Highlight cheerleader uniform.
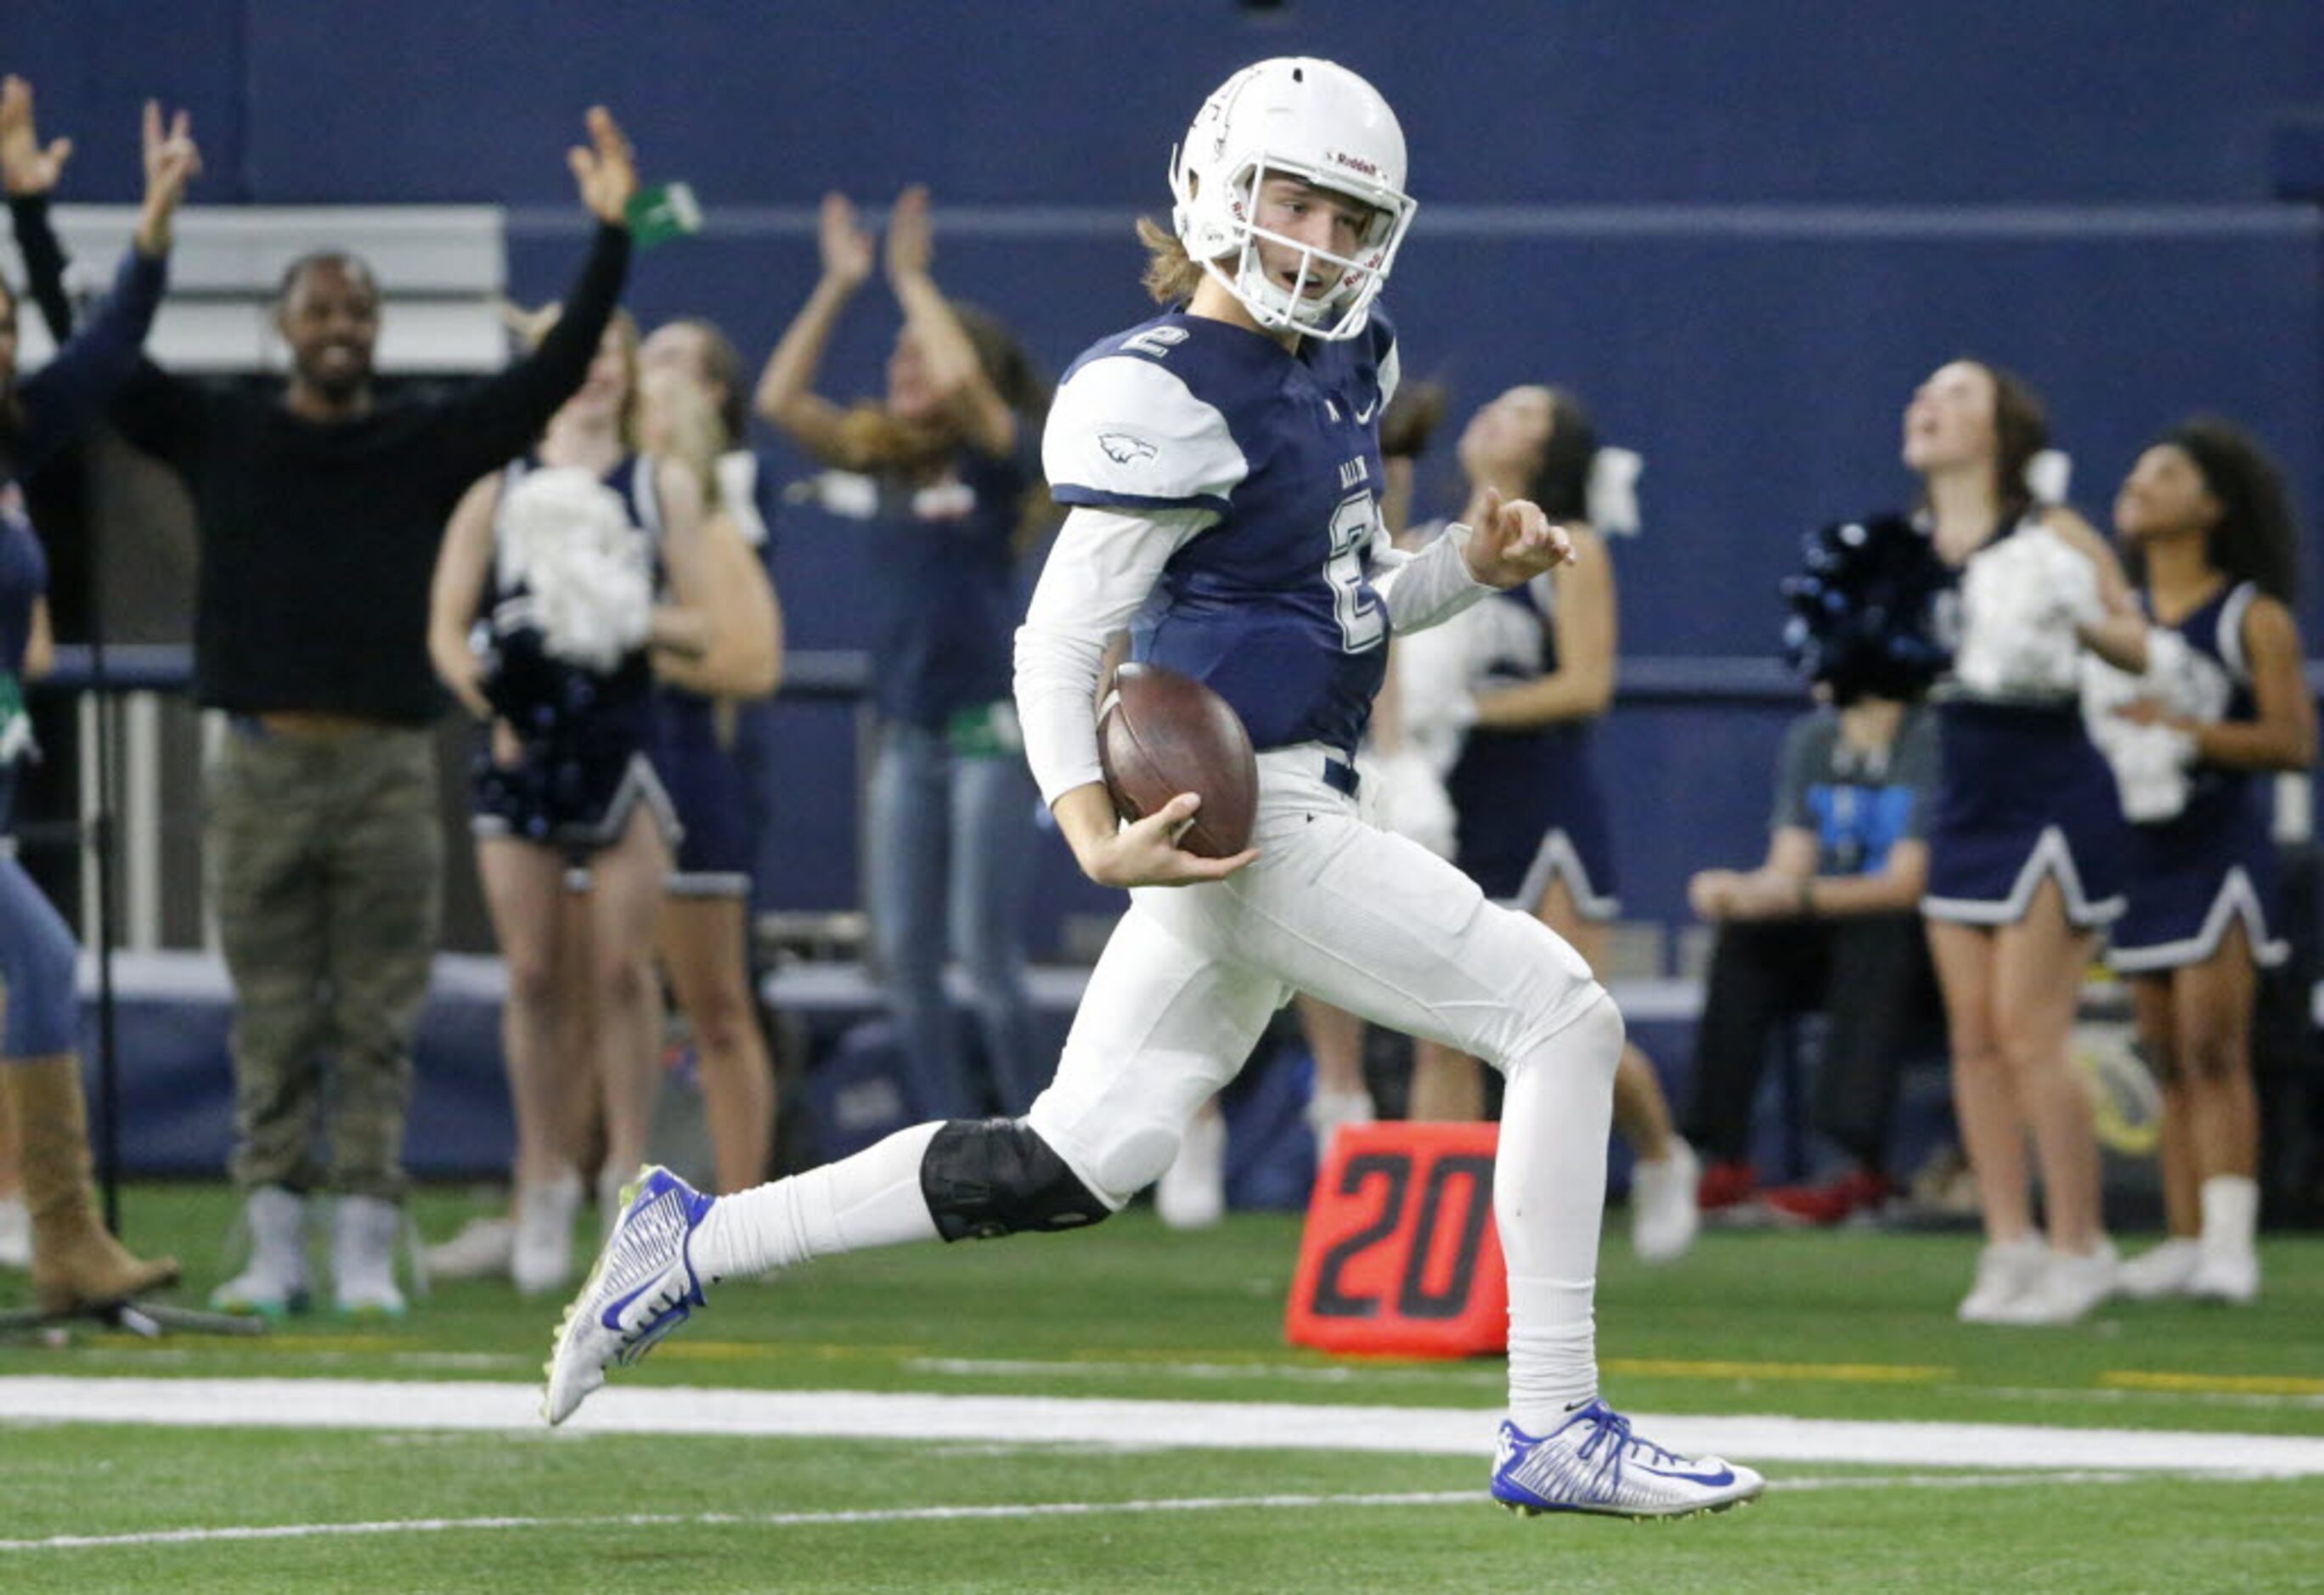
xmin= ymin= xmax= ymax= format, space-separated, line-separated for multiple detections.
xmin=1444 ymin=573 xmax=1621 ymax=918
xmin=471 ymin=454 xmax=679 ymax=855
xmin=649 ymin=448 xmax=781 ymax=899
xmin=2108 ymin=582 xmax=2286 ymax=972
xmin=1922 ymin=517 xmax=2129 ymax=928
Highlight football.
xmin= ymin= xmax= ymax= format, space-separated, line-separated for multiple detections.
xmin=1097 ymin=662 xmax=1260 ymax=859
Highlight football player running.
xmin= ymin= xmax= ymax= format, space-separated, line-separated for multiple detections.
xmin=544 ymin=57 xmax=1763 ymax=1519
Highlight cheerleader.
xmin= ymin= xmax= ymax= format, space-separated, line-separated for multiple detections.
xmin=1910 ymin=360 xmax=2147 ymax=1325
xmin=1391 ymin=387 xmax=1697 ymax=1260
xmin=2095 ymin=421 xmax=2312 ymax=1305
xmin=427 ymin=311 xmax=717 ymax=1293
xmin=639 ymin=318 xmax=783 ymax=1192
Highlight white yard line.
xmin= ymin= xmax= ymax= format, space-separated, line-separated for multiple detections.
xmin=0 ymin=1472 xmax=2287 ymax=1555
xmin=4 ymin=1376 xmax=2324 ymax=1478
xmin=0 ymin=1492 xmax=1475 ymax=1552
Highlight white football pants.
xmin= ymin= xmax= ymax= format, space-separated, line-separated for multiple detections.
xmin=1026 ymin=745 xmax=1610 ymax=1205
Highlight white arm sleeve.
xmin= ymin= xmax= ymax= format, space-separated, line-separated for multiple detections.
xmin=1013 ymin=504 xmax=1215 ymax=807
xmin=1377 ymin=521 xmax=1497 ymax=634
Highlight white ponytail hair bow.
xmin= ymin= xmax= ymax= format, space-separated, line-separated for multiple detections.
xmin=1587 ymin=446 xmax=1644 ymax=537
xmin=2023 ymin=448 xmax=2073 ymax=508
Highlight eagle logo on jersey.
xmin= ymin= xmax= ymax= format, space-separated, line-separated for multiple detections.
xmin=1098 ymin=431 xmax=1160 ymax=466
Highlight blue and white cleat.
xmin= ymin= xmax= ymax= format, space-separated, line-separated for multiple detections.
xmin=542 ymin=1165 xmax=714 ymax=1426
xmin=1491 ymin=1401 xmax=1764 ymax=1519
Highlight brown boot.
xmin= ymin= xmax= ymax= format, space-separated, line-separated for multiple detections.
xmin=4 ymin=1056 xmax=180 ymax=1313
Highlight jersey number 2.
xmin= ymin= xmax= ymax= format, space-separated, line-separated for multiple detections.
xmin=1326 ymin=491 xmax=1387 ymax=652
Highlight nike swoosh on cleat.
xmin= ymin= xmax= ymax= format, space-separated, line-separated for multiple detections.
xmin=598 ymin=1278 xmax=664 ymax=1332
xmin=1634 ymin=1464 xmax=1737 ymax=1488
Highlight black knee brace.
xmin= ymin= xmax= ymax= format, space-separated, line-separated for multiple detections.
xmin=919 ymin=1118 xmax=1111 ymax=1242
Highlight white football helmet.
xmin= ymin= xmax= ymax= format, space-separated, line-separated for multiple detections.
xmin=1169 ymin=58 xmax=1417 ymax=341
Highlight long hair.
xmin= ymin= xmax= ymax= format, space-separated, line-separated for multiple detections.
xmin=834 ymin=300 xmax=1050 ymax=488
xmin=1973 ymin=359 xmax=2050 ymax=529
xmin=948 ymin=302 xmax=1056 ymax=554
xmin=1527 ymin=389 xmax=1599 ymax=524
xmin=2151 ymin=417 xmax=2302 ymax=603
xmin=662 ymin=316 xmax=747 ymax=445
xmin=1136 ymin=215 xmax=1206 ymax=306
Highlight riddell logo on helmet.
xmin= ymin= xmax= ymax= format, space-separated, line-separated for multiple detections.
xmin=1327 ymin=150 xmax=1380 ymax=178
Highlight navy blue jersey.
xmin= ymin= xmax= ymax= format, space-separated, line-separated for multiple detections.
xmin=1046 ymin=309 xmax=1400 ymax=756
xmin=802 ymin=432 xmax=1033 ymax=730
xmin=2113 ymin=581 xmax=2284 ymax=967
xmin=2146 ymin=580 xmax=2263 ymax=833
xmin=1436 ymin=570 xmax=1617 ymax=907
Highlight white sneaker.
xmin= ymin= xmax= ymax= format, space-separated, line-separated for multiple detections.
xmin=210 ymin=1186 xmax=313 ymax=1318
xmin=513 ymin=1174 xmax=584 ymax=1298
xmin=1306 ymin=1088 xmax=1374 ymax=1163
xmin=543 ymin=1166 xmax=714 ymax=1426
xmin=333 ymin=1195 xmax=409 ymax=1317
xmin=1155 ymin=1109 xmax=1227 ymax=1231
xmin=1630 ymin=1141 xmax=1701 ymax=1264
xmin=424 ymin=1214 xmax=516 ymax=1282
xmin=1991 ymin=1241 xmax=2118 ymax=1326
xmin=2190 ymin=1175 xmax=2260 ymax=1305
xmin=2116 ymin=1237 xmax=2201 ymax=1300
xmin=1956 ymin=1236 xmax=2047 ymax=1322
xmin=1491 ymin=1401 xmax=1764 ymax=1518
xmin=0 ymin=1196 xmax=29 ymax=1270
xmin=2186 ymin=1246 xmax=2259 ymax=1305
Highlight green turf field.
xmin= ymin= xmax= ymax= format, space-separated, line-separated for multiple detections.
xmin=2 ymin=1184 xmax=2320 ymax=1592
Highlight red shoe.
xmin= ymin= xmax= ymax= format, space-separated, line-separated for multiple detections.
xmin=1760 ymin=1168 xmax=1892 ymax=1226
xmin=1695 ymin=1158 xmax=1757 ymax=1213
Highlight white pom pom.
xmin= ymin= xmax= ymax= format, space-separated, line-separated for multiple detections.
xmin=497 ymin=466 xmax=652 ymax=674
xmin=2023 ymin=448 xmax=2073 ymax=508
xmin=1956 ymin=527 xmax=2098 ymax=698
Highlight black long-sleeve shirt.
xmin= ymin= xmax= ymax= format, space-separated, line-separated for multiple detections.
xmin=0 ymin=234 xmax=169 ymax=680
xmin=100 ymin=222 xmax=632 ymax=723
xmin=7 ymin=194 xmax=77 ymax=348
xmin=7 ymin=241 xmax=168 ymax=480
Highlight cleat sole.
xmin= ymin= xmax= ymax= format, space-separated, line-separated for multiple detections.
xmin=1493 ymin=1489 xmax=1763 ymax=1521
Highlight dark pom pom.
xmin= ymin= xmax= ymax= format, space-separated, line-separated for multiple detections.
xmin=1780 ymin=514 xmax=1952 ymax=704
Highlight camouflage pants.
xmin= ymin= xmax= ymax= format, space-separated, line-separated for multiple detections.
xmin=206 ymin=724 xmax=443 ymax=1201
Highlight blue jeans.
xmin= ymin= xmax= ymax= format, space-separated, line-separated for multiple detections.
xmin=866 ymin=719 xmax=1041 ymax=1118
xmin=0 ymin=763 xmax=80 ymax=1058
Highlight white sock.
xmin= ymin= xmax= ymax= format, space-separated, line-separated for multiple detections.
xmin=691 ymin=1123 xmax=944 ymax=1282
xmin=1497 ymin=996 xmax=1622 ymax=1434
xmin=2198 ymin=1175 xmax=2259 ymax=1258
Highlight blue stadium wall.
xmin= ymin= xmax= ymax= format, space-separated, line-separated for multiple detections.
xmin=19 ymin=2 xmax=2324 ymax=951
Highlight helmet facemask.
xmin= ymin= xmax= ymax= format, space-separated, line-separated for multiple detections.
xmin=1168 ymin=58 xmax=1417 ymax=343
xmin=1182 ymin=155 xmax=1413 ymax=341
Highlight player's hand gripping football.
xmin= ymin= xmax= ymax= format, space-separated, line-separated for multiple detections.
xmin=1458 ymin=487 xmax=1577 ymax=589
xmin=1055 ymin=784 xmax=1259 ymax=890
